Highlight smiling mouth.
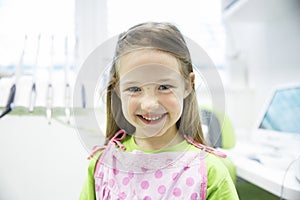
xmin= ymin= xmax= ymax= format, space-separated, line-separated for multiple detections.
xmin=137 ymin=114 xmax=166 ymax=124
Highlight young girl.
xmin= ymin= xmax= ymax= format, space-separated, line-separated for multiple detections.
xmin=80 ymin=22 xmax=239 ymax=200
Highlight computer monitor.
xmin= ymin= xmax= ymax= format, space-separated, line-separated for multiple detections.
xmin=258 ymin=85 xmax=300 ymax=134
xmin=250 ymin=83 xmax=300 ymax=172
xmin=254 ymin=83 xmax=300 ymax=151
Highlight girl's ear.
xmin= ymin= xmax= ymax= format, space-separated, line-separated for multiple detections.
xmin=184 ymin=72 xmax=195 ymax=98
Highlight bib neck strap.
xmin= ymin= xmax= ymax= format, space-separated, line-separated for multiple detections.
xmin=184 ymin=135 xmax=227 ymax=158
xmin=110 ymin=129 xmax=127 ymax=151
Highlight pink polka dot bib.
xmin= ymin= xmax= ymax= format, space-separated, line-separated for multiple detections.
xmin=92 ymin=130 xmax=225 ymax=200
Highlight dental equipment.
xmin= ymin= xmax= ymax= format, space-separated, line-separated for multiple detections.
xmin=0 ymin=84 xmax=16 ymax=118
xmin=64 ymin=36 xmax=71 ymax=123
xmin=81 ymin=84 xmax=86 ymax=108
xmin=0 ymin=35 xmax=27 ymax=118
xmin=46 ymin=83 xmax=53 ymax=124
xmin=46 ymin=35 xmax=54 ymax=124
xmin=29 ymin=34 xmax=41 ymax=112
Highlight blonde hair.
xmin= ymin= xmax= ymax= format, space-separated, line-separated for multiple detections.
xmin=105 ymin=22 xmax=205 ymax=145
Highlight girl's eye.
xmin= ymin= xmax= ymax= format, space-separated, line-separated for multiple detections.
xmin=127 ymin=86 xmax=141 ymax=93
xmin=158 ymin=85 xmax=172 ymax=90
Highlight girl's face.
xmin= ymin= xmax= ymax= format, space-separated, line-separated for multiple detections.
xmin=117 ymin=50 xmax=192 ymax=139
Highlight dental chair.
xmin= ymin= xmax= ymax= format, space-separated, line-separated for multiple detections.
xmin=200 ymin=106 xmax=237 ymax=184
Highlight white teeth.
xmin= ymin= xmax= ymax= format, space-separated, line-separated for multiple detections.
xmin=141 ymin=114 xmax=163 ymax=121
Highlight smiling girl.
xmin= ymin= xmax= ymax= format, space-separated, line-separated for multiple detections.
xmin=80 ymin=22 xmax=239 ymax=200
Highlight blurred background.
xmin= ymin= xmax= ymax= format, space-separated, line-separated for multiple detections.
xmin=0 ymin=0 xmax=299 ymax=199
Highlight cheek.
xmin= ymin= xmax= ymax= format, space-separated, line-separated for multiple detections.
xmin=160 ymin=94 xmax=184 ymax=114
xmin=121 ymin=95 xmax=139 ymax=115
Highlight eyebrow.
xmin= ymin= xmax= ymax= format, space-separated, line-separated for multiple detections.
xmin=121 ymin=79 xmax=177 ymax=85
xmin=121 ymin=81 xmax=141 ymax=85
xmin=157 ymin=79 xmax=175 ymax=82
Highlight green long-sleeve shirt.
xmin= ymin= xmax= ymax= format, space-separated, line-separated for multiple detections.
xmin=79 ymin=135 xmax=239 ymax=199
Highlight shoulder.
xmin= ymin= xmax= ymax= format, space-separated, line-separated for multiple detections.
xmin=88 ymin=151 xmax=102 ymax=171
xmin=206 ymin=153 xmax=229 ymax=178
xmin=83 ymin=147 xmax=106 ymax=182
xmin=79 ymin=150 xmax=103 ymax=200
xmin=205 ymin=153 xmax=239 ymax=200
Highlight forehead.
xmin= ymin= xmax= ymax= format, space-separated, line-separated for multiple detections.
xmin=118 ymin=50 xmax=183 ymax=83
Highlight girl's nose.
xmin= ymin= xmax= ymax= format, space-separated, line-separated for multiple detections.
xmin=140 ymin=94 xmax=159 ymax=112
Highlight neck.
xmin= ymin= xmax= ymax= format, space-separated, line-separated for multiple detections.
xmin=134 ymin=128 xmax=184 ymax=150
